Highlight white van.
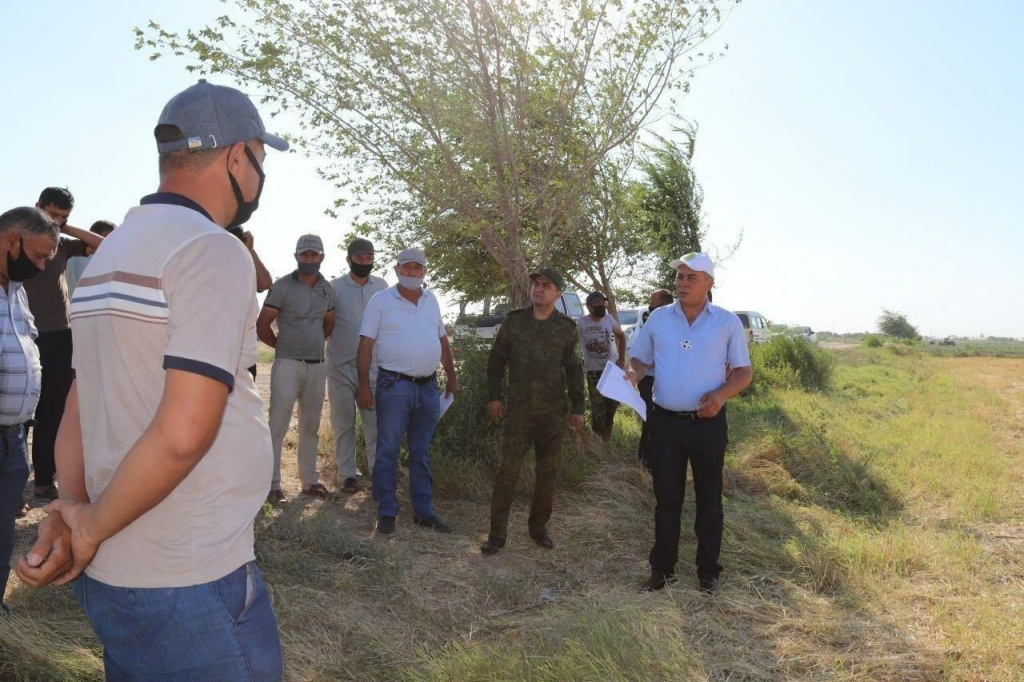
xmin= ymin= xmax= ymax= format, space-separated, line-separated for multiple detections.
xmin=733 ymin=310 xmax=772 ymax=345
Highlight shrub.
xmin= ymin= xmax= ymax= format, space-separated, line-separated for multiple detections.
xmin=862 ymin=335 xmax=884 ymax=348
xmin=750 ymin=336 xmax=834 ymax=392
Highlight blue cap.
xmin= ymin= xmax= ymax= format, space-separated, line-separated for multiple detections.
xmin=155 ymin=79 xmax=289 ymax=153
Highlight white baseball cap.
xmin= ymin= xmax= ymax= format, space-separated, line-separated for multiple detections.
xmin=669 ymin=252 xmax=715 ymax=278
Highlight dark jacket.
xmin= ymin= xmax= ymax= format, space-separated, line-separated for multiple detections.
xmin=487 ymin=306 xmax=585 ymax=416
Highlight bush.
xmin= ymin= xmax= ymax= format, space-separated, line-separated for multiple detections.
xmin=750 ymin=336 xmax=834 ymax=392
xmin=434 ymin=340 xmax=504 ymax=465
xmin=863 ymin=335 xmax=884 ymax=348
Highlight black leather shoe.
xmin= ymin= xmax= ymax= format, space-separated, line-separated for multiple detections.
xmin=480 ymin=536 xmax=506 ymax=555
xmin=376 ymin=515 xmax=396 ymax=535
xmin=641 ymin=570 xmax=676 ymax=592
xmin=341 ymin=477 xmax=359 ymax=494
xmin=413 ymin=514 xmax=452 ymax=533
xmin=266 ymin=489 xmax=287 ymax=505
xmin=531 ymin=531 xmax=555 ymax=550
xmin=699 ymin=575 xmax=720 ymax=594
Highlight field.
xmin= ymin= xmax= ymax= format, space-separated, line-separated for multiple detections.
xmin=3 ymin=347 xmax=1024 ymax=680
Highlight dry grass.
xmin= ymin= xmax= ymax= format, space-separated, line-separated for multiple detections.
xmin=4 ymin=352 xmax=1024 ymax=680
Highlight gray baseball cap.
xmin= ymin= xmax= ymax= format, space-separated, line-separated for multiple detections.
xmin=397 ymin=247 xmax=426 ymax=265
xmin=347 ymin=237 xmax=375 ymax=256
xmin=295 ymin=234 xmax=324 ymax=253
xmin=155 ymin=79 xmax=289 ymax=153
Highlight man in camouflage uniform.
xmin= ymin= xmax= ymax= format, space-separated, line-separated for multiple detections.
xmin=480 ymin=268 xmax=586 ymax=555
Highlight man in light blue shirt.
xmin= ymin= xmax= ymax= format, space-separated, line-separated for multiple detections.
xmin=627 ymin=252 xmax=752 ymax=594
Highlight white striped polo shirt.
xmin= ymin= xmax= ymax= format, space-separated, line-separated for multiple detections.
xmin=69 ymin=194 xmax=272 ymax=588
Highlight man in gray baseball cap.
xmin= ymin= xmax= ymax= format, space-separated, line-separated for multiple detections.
xmin=17 ymin=80 xmax=286 ymax=678
xmin=258 ymin=233 xmax=336 ymax=503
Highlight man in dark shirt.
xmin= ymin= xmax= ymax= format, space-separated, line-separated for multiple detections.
xmin=481 ymin=268 xmax=585 ymax=555
xmin=25 ymin=187 xmax=104 ymax=500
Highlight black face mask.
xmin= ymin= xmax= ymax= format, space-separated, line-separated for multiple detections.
xmin=227 ymin=146 xmax=265 ymax=228
xmin=6 ymin=240 xmax=42 ymax=282
xmin=350 ymin=262 xmax=374 ymax=278
xmin=591 ymin=306 xmax=607 ymax=318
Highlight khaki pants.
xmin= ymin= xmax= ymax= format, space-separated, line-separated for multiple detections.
xmin=327 ymin=362 xmax=377 ymax=479
xmin=269 ymin=358 xmax=328 ymax=489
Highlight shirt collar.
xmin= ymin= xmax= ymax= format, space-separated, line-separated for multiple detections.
xmin=671 ymin=298 xmax=714 ymax=318
xmin=140 ymin=193 xmax=214 ymax=222
xmin=291 ymin=270 xmax=326 ymax=285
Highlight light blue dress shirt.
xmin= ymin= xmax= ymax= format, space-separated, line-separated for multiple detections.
xmin=629 ymin=300 xmax=750 ymax=412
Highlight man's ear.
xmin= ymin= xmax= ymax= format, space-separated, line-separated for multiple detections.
xmin=225 ymin=142 xmax=247 ymax=172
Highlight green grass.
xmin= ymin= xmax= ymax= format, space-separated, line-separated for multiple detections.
xmin=5 ymin=348 xmax=1024 ymax=680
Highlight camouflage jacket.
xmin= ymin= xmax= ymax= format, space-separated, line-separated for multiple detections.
xmin=487 ymin=306 xmax=586 ymax=416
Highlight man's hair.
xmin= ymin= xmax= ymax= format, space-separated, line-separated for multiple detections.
xmin=155 ymin=125 xmax=224 ymax=176
xmin=89 ymin=220 xmax=116 ymax=236
xmin=651 ymin=289 xmax=673 ymax=306
xmin=37 ymin=187 xmax=74 ymax=210
xmin=0 ymin=206 xmax=61 ymax=241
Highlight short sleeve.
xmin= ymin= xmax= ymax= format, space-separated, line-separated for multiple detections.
xmin=727 ymin=316 xmax=752 ymax=368
xmin=60 ymin=237 xmax=88 ymax=259
xmin=611 ymin=317 xmax=622 ymax=333
xmin=359 ymin=293 xmax=383 ymax=339
xmin=262 ymin=278 xmax=287 ymax=310
xmin=630 ymin=316 xmax=655 ymax=366
xmin=435 ymin=298 xmax=446 ymax=338
xmin=161 ymin=234 xmax=256 ymax=390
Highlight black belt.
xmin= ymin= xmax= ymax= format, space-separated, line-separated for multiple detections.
xmin=0 ymin=422 xmax=25 ymax=434
xmin=652 ymin=404 xmax=702 ymax=421
xmin=293 ymin=359 xmax=323 ymax=364
xmin=380 ymin=368 xmax=436 ymax=385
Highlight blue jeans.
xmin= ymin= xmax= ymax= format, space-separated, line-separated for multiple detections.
xmin=0 ymin=425 xmax=30 ymax=613
xmin=373 ymin=372 xmax=440 ymax=518
xmin=72 ymin=562 xmax=283 ymax=681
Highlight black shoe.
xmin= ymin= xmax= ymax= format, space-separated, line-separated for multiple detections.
xmin=341 ymin=477 xmax=359 ymax=494
xmin=16 ymin=500 xmax=28 ymax=519
xmin=480 ymin=536 xmax=506 ymax=555
xmin=34 ymin=484 xmax=59 ymax=501
xmin=531 ymin=531 xmax=555 ymax=550
xmin=641 ymin=570 xmax=676 ymax=592
xmin=266 ymin=489 xmax=287 ymax=505
xmin=413 ymin=514 xmax=452 ymax=533
xmin=699 ymin=575 xmax=719 ymax=594
xmin=376 ymin=515 xmax=396 ymax=535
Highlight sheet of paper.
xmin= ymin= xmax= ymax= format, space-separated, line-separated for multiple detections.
xmin=439 ymin=392 xmax=455 ymax=419
xmin=596 ymin=361 xmax=647 ymax=422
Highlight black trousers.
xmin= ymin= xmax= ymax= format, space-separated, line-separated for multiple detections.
xmin=32 ymin=329 xmax=74 ymax=488
xmin=648 ymin=406 xmax=728 ymax=578
xmin=637 ymin=376 xmax=655 ymax=470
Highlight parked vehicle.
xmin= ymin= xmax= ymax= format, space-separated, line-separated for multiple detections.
xmin=733 ymin=310 xmax=773 ymax=344
xmin=618 ymin=307 xmax=648 ymax=350
xmin=939 ymin=336 xmax=956 ymax=346
xmin=792 ymin=326 xmax=818 ymax=344
xmin=457 ymin=291 xmax=585 ymax=340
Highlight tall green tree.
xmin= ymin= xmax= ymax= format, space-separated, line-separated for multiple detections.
xmin=137 ymin=0 xmax=732 ymax=305
xmin=638 ymin=127 xmax=705 ymax=290
xmin=878 ymin=310 xmax=920 ymax=340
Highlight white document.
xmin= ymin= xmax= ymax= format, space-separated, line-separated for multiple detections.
xmin=439 ymin=392 xmax=455 ymax=419
xmin=596 ymin=361 xmax=647 ymax=422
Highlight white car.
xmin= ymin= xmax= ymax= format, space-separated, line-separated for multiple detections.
xmin=792 ymin=326 xmax=818 ymax=344
xmin=470 ymin=291 xmax=585 ymax=340
xmin=618 ymin=307 xmax=648 ymax=351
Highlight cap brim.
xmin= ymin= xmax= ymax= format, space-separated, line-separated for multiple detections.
xmin=259 ymin=132 xmax=289 ymax=152
xmin=668 ymin=259 xmax=683 ymax=270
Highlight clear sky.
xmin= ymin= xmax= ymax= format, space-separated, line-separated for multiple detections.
xmin=2 ymin=0 xmax=1021 ymax=337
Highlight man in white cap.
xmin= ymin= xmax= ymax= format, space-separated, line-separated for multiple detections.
xmin=258 ymin=233 xmax=336 ymax=503
xmin=328 ymin=237 xmax=387 ymax=494
xmin=626 ymin=252 xmax=752 ymax=594
xmin=18 ymin=79 xmax=286 ymax=678
xmin=356 ymin=247 xmax=458 ymax=535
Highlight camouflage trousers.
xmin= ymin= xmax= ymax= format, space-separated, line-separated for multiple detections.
xmin=489 ymin=412 xmax=566 ymax=540
xmin=586 ymin=370 xmax=619 ymax=431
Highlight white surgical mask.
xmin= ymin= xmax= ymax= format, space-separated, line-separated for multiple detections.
xmin=398 ymin=275 xmax=424 ymax=290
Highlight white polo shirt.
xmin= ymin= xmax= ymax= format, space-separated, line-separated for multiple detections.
xmin=359 ymin=285 xmax=446 ymax=377
xmin=629 ymin=300 xmax=750 ymax=412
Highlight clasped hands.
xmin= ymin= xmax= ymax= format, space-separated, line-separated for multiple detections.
xmin=16 ymin=500 xmax=102 ymax=589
